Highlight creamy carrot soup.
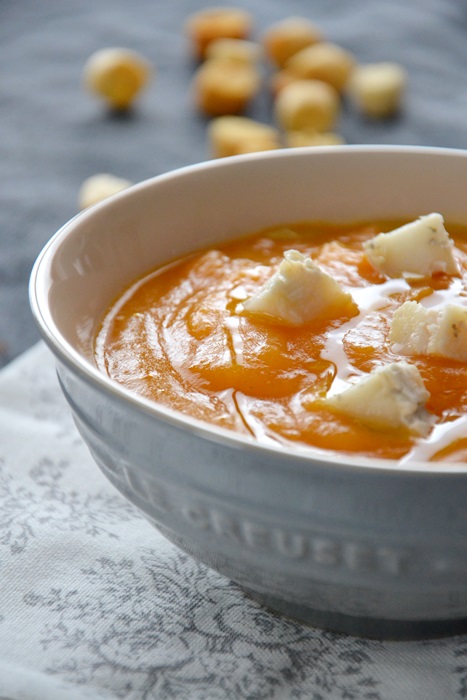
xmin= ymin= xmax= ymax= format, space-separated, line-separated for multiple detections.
xmin=95 ymin=217 xmax=467 ymax=463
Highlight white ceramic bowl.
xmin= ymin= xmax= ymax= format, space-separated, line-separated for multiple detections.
xmin=30 ymin=146 xmax=467 ymax=639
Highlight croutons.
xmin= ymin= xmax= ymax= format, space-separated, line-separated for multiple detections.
xmin=185 ymin=7 xmax=253 ymax=60
xmin=275 ymin=79 xmax=340 ymax=132
xmin=208 ymin=116 xmax=281 ymax=157
xmin=347 ymin=62 xmax=407 ymax=118
xmin=184 ymin=12 xmax=409 ymax=154
xmin=285 ymin=129 xmax=344 ymax=148
xmin=83 ymin=48 xmax=151 ymax=111
xmin=205 ymin=38 xmax=262 ymax=65
xmin=285 ymin=42 xmax=355 ymax=93
xmin=192 ymin=58 xmax=261 ymax=115
xmin=78 ymin=174 xmax=132 ymax=210
xmin=261 ymin=16 xmax=323 ymax=68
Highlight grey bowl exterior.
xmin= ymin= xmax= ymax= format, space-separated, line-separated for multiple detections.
xmin=30 ymin=147 xmax=467 ymax=638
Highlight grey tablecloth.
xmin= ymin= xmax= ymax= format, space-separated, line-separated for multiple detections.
xmin=2 ymin=1 xmax=467 ymax=698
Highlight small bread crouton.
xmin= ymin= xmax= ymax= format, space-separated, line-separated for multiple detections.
xmin=262 ymin=17 xmax=323 ymax=68
xmin=208 ymin=116 xmax=280 ymax=157
xmin=275 ymin=79 xmax=340 ymax=132
xmin=285 ymin=42 xmax=355 ymax=93
xmin=285 ymin=129 xmax=344 ymax=148
xmin=205 ymin=38 xmax=262 ymax=65
xmin=193 ymin=59 xmax=261 ymax=115
xmin=78 ymin=174 xmax=132 ymax=210
xmin=83 ymin=48 xmax=151 ymax=111
xmin=185 ymin=7 xmax=253 ymax=60
xmin=347 ymin=62 xmax=407 ymax=118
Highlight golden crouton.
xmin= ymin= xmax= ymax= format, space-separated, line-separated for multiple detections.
xmin=78 ymin=174 xmax=132 ymax=210
xmin=347 ymin=62 xmax=407 ymax=118
xmin=193 ymin=58 xmax=261 ymax=116
xmin=286 ymin=42 xmax=355 ymax=92
xmin=262 ymin=17 xmax=323 ymax=68
xmin=275 ymin=79 xmax=340 ymax=132
xmin=285 ymin=129 xmax=344 ymax=148
xmin=185 ymin=7 xmax=253 ymax=60
xmin=83 ymin=48 xmax=151 ymax=110
xmin=208 ymin=115 xmax=281 ymax=157
xmin=205 ymin=38 xmax=262 ymax=65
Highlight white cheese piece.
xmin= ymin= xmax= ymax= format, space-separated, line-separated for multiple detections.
xmin=363 ymin=213 xmax=460 ymax=278
xmin=324 ymin=361 xmax=433 ymax=435
xmin=241 ymin=249 xmax=357 ymax=325
xmin=390 ymin=300 xmax=467 ymax=362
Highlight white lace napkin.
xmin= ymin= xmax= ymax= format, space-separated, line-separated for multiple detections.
xmin=0 ymin=342 xmax=464 ymax=700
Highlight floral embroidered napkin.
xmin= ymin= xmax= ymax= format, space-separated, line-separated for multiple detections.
xmin=0 ymin=342 xmax=465 ymax=699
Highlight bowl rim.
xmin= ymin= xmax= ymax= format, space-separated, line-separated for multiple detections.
xmin=29 ymin=144 xmax=467 ymax=477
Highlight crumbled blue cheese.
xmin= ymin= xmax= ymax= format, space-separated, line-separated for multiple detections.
xmin=390 ymin=300 xmax=467 ymax=362
xmin=323 ymin=361 xmax=433 ymax=435
xmin=241 ymin=249 xmax=356 ymax=325
xmin=363 ymin=213 xmax=460 ymax=278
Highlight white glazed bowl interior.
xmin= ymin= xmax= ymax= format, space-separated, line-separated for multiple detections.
xmin=30 ymin=147 xmax=467 ymax=638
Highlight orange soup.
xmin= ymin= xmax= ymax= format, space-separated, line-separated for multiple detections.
xmin=95 ymin=220 xmax=467 ymax=462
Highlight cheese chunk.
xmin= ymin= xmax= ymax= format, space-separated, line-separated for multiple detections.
xmin=363 ymin=213 xmax=460 ymax=278
xmin=324 ymin=361 xmax=433 ymax=435
xmin=242 ymin=249 xmax=357 ymax=325
xmin=390 ymin=300 xmax=467 ymax=362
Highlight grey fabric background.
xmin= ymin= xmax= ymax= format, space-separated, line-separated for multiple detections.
xmin=1 ymin=0 xmax=467 ymax=368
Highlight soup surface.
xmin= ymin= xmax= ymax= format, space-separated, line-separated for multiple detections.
xmin=96 ymin=220 xmax=467 ymax=462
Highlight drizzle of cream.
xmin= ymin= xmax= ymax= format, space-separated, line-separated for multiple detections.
xmin=233 ymin=391 xmax=285 ymax=446
xmin=224 ymin=315 xmax=244 ymax=366
xmin=216 ymin=388 xmax=252 ymax=435
xmin=321 ymin=276 xmax=467 ymax=461
xmin=399 ymin=416 xmax=467 ymax=464
xmin=417 ymin=277 xmax=466 ymax=308
xmin=322 ymin=278 xmax=409 ymax=395
xmin=219 ymin=272 xmax=467 ymax=461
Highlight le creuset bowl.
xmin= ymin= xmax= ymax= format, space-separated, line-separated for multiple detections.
xmin=30 ymin=146 xmax=467 ymax=639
